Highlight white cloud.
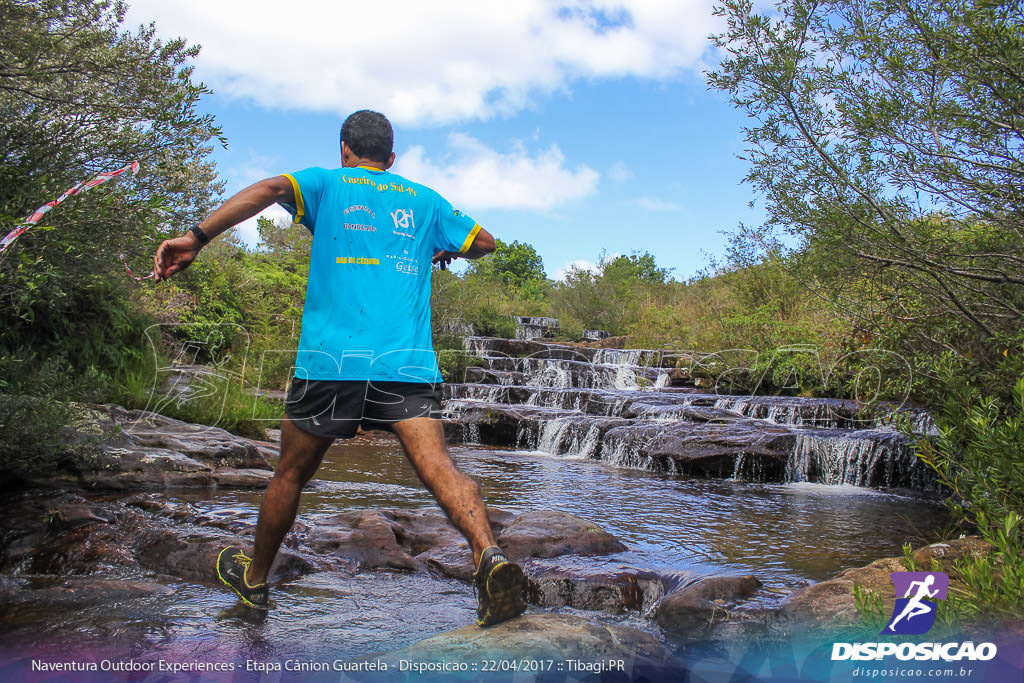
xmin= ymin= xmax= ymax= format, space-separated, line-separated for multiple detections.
xmin=554 ymin=258 xmax=600 ymax=281
xmin=608 ymin=160 xmax=633 ymax=183
xmin=394 ymin=133 xmax=599 ymax=211
xmin=233 ymin=204 xmax=294 ymax=246
xmin=225 ymin=149 xmax=280 ymax=191
xmin=124 ymin=1 xmax=722 ymax=125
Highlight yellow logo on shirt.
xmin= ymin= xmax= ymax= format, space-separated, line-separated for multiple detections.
xmin=336 ymin=256 xmax=381 ymax=265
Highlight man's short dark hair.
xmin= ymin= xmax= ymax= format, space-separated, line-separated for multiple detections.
xmin=340 ymin=110 xmax=393 ymax=163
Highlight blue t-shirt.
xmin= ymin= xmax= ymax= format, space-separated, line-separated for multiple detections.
xmin=280 ymin=166 xmax=481 ymax=383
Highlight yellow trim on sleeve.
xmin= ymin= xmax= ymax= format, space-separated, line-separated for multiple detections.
xmin=458 ymin=224 xmax=482 ymax=255
xmin=281 ymin=173 xmax=305 ymax=225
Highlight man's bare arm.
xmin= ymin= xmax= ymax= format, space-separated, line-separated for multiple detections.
xmin=432 ymin=227 xmax=496 ymax=270
xmin=153 ymin=176 xmax=295 ymax=282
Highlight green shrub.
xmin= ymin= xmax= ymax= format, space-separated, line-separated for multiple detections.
xmin=913 ymin=348 xmax=1024 ymax=624
xmin=0 ymin=357 xmax=80 ymax=484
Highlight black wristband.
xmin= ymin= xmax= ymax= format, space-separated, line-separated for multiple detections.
xmin=189 ymin=225 xmax=210 ymax=246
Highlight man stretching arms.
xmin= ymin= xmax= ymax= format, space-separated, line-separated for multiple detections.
xmin=152 ymin=110 xmax=526 ymax=627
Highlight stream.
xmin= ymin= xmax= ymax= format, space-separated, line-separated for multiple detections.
xmin=0 ymin=336 xmax=952 ymax=673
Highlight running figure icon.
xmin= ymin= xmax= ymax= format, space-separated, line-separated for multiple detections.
xmin=886 ymin=574 xmax=939 ymax=633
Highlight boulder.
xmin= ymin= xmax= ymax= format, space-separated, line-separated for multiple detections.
xmin=0 ymin=578 xmax=173 ymax=607
xmin=54 ymin=404 xmax=274 ymax=490
xmin=308 ymin=509 xmax=430 ymax=573
xmin=496 ymin=510 xmax=627 ymax=560
xmin=361 ymin=613 xmax=680 ymax=677
xmin=124 ymin=494 xmax=258 ymax=535
xmin=0 ymin=493 xmax=136 ymax=574
xmin=601 ymin=422 xmax=795 ymax=480
xmin=779 ymin=537 xmax=993 ymax=627
xmin=522 ymin=558 xmax=667 ymax=613
xmin=653 ymin=575 xmax=762 ymax=634
xmin=306 ymin=507 xmax=624 ymax=582
xmin=134 ymin=532 xmax=313 ymax=584
xmin=47 ymin=503 xmax=118 ymax=532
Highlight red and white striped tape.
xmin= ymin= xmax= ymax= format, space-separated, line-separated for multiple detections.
xmin=118 ymin=250 xmax=154 ymax=280
xmin=1 ymin=161 xmax=141 ymax=257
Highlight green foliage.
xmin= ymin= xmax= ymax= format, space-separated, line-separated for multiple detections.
xmin=431 ymin=267 xmax=519 ymax=344
xmin=917 ymin=350 xmax=1024 ymax=527
xmin=2 ymin=276 xmax=154 ymax=388
xmin=710 ymin=0 xmax=1024 ymax=625
xmin=708 ymin=0 xmax=1024 ymax=360
xmin=851 ymin=582 xmax=888 ymax=633
xmin=0 ymin=0 xmax=224 ymax=447
xmin=133 ymin=217 xmax=310 ymax=390
xmin=910 ymin=348 xmax=1024 ymax=623
xmin=548 ymin=251 xmax=670 ymax=337
xmin=946 ymin=513 xmax=1024 ymax=624
xmin=466 ymin=238 xmax=547 ymax=292
xmin=140 ymin=370 xmax=280 ymax=440
xmin=0 ymin=357 xmax=80 ymax=485
xmin=601 ymin=252 xmax=669 ymax=285
xmin=436 ymin=350 xmax=484 ymax=383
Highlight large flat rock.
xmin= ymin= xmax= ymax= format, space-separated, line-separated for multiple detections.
xmin=361 ymin=612 xmax=681 ymax=679
xmin=53 ymin=404 xmax=274 ymax=490
xmin=307 ymin=507 xmax=626 ymax=581
xmin=779 ymin=537 xmax=993 ymax=628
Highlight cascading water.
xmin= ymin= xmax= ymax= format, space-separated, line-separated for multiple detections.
xmin=445 ymin=336 xmax=939 ymax=493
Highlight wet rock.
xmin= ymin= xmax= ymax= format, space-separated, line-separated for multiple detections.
xmin=653 ymin=575 xmax=762 ymax=634
xmin=779 ymin=537 xmax=993 ymax=627
xmin=19 ymin=524 xmax=127 ymax=576
xmin=586 ymin=335 xmax=629 ymax=349
xmin=441 ymin=384 xmax=534 ymax=406
xmin=496 ymin=510 xmax=628 ymax=560
xmin=0 ymin=578 xmax=172 ymax=607
xmin=906 ymin=537 xmax=993 ymax=573
xmin=309 ymin=509 xmax=429 ymax=572
xmin=0 ymin=494 xmax=144 ymax=576
xmin=211 ymin=468 xmax=274 ymax=487
xmin=306 ymin=507 xmax=626 ymax=582
xmin=362 ymin=612 xmax=680 ymax=676
xmin=601 ymin=422 xmax=795 ymax=480
xmin=442 ymin=404 xmax=534 ymax=446
xmin=522 ymin=558 xmax=667 ymax=613
xmin=134 ymin=532 xmax=313 ymax=584
xmin=54 ymin=404 xmax=274 ymax=490
xmin=444 ymin=403 xmax=630 ymax=452
xmin=463 ymin=337 xmax=552 ymax=358
xmin=124 ymin=494 xmax=257 ymax=534
xmin=47 ymin=503 xmax=118 ymax=531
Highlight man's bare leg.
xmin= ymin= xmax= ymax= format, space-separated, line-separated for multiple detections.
xmin=390 ymin=417 xmax=495 ymax=566
xmin=246 ymin=415 xmax=334 ymax=585
xmin=392 ymin=417 xmax=526 ymax=625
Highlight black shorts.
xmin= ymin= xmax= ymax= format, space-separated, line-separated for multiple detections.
xmin=284 ymin=378 xmax=443 ymax=439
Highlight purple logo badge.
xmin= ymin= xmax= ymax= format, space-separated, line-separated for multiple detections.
xmin=883 ymin=571 xmax=949 ymax=635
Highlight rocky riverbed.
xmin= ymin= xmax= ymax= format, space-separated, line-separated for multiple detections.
xmin=0 ymin=399 xmax=996 ymax=683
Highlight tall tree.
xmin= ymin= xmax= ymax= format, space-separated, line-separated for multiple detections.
xmin=0 ymin=0 xmax=223 ymax=374
xmin=466 ymin=238 xmax=546 ymax=288
xmin=708 ymin=0 xmax=1024 ymax=355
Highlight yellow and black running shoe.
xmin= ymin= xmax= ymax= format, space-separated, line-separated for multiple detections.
xmin=216 ymin=546 xmax=268 ymax=608
xmin=473 ymin=546 xmax=526 ymax=627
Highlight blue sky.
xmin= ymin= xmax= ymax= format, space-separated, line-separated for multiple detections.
xmin=125 ymin=1 xmax=766 ymax=281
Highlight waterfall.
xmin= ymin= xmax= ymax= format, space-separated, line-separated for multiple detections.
xmin=442 ymin=335 xmax=938 ymax=492
xmin=785 ymin=430 xmax=922 ymax=488
xmin=536 ymin=420 xmax=602 ymax=459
